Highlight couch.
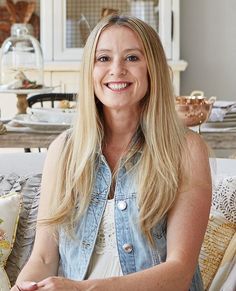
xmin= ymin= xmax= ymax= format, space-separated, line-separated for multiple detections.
xmin=0 ymin=153 xmax=235 ymax=291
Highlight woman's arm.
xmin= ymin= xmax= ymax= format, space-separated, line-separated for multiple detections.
xmin=34 ymin=131 xmax=212 ymax=291
xmin=12 ymin=133 xmax=68 ymax=289
xmin=100 ymin=132 xmax=211 ymax=290
xmin=98 ymin=131 xmax=211 ymax=290
xmin=23 ymin=131 xmax=211 ymax=291
xmin=164 ymin=131 xmax=212 ymax=287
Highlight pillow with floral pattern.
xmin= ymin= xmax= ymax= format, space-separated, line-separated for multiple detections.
xmin=0 ymin=192 xmax=21 ymax=291
xmin=199 ymin=175 xmax=236 ymax=290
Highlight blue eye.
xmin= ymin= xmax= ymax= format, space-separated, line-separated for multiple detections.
xmin=97 ymin=56 xmax=110 ymax=62
xmin=127 ymin=55 xmax=139 ymax=62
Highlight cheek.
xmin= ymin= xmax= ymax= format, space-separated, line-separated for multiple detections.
xmin=93 ymin=69 xmax=97 ymax=84
xmin=139 ymin=69 xmax=149 ymax=90
xmin=93 ymin=67 xmax=104 ymax=86
xmin=139 ymin=73 xmax=149 ymax=99
xmin=144 ymin=69 xmax=149 ymax=89
xmin=93 ymin=70 xmax=100 ymax=94
xmin=93 ymin=82 xmax=100 ymax=99
xmin=135 ymin=66 xmax=148 ymax=83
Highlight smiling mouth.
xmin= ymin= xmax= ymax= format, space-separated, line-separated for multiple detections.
xmin=106 ymin=82 xmax=131 ymax=91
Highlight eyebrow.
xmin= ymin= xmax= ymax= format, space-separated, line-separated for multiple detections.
xmin=95 ymin=48 xmax=144 ymax=54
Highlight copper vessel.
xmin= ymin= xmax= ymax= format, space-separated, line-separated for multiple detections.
xmin=175 ymin=91 xmax=216 ymax=127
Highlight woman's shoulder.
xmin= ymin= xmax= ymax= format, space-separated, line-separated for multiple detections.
xmin=46 ymin=129 xmax=71 ymax=163
xmin=183 ymin=129 xmax=210 ymax=171
xmin=49 ymin=129 xmax=71 ymax=152
xmin=185 ymin=129 xmax=208 ymax=152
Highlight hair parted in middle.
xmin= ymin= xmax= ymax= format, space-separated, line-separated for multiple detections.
xmin=45 ymin=14 xmax=186 ymax=245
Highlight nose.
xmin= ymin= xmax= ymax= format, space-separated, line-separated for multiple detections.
xmin=109 ymin=59 xmax=127 ymax=76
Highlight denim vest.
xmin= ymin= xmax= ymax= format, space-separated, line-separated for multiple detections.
xmin=58 ymin=154 xmax=203 ymax=291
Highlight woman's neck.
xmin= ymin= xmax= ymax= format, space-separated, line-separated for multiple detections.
xmin=103 ymin=108 xmax=140 ymax=144
xmin=102 ymin=108 xmax=140 ymax=171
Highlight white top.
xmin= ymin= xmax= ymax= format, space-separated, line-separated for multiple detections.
xmin=86 ymin=199 xmax=123 ymax=279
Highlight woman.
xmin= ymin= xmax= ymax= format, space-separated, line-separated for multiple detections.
xmin=12 ymin=14 xmax=212 ymax=291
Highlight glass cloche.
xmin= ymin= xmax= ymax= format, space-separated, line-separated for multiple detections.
xmin=0 ymin=23 xmax=43 ymax=90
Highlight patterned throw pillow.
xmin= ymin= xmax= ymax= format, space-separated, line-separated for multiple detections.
xmin=0 ymin=193 xmax=21 ymax=291
xmin=0 ymin=173 xmax=42 ymax=286
xmin=212 ymin=176 xmax=236 ymax=224
xmin=199 ymin=176 xmax=236 ymax=290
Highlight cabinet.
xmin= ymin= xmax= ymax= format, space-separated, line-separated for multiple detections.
xmin=40 ymin=0 xmax=187 ymax=94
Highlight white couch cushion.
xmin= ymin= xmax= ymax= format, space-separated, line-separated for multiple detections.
xmin=0 ymin=153 xmax=46 ymax=175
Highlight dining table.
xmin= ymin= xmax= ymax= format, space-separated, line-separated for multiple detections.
xmin=0 ymin=107 xmax=70 ymax=149
xmin=0 ymin=125 xmax=59 ymax=148
xmin=0 ymin=123 xmax=236 ymax=157
xmin=201 ymin=129 xmax=236 ymax=151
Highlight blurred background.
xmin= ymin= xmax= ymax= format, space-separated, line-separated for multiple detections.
xmin=180 ymin=0 xmax=236 ymax=100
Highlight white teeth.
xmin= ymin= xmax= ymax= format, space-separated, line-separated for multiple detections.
xmin=108 ymin=83 xmax=129 ymax=90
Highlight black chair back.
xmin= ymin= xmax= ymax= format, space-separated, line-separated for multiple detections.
xmin=27 ymin=93 xmax=76 ymax=108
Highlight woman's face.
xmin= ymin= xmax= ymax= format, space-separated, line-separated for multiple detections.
xmin=93 ymin=25 xmax=148 ymax=112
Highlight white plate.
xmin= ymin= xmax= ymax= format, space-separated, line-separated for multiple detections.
xmin=213 ymin=101 xmax=236 ymax=108
xmin=0 ymin=118 xmax=11 ymax=124
xmin=205 ymin=120 xmax=236 ymax=128
xmin=12 ymin=114 xmax=71 ymax=131
xmin=0 ymin=86 xmax=54 ymax=94
xmin=225 ymin=112 xmax=236 ymax=118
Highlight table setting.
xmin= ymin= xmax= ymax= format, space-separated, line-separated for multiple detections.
xmin=0 ymin=98 xmax=76 ymax=149
xmin=2 ymin=101 xmax=75 ymax=137
xmin=201 ymin=100 xmax=236 ymax=130
xmin=9 ymin=105 xmax=76 ymax=133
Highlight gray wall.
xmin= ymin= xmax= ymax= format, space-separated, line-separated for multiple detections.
xmin=180 ymin=0 xmax=236 ymax=101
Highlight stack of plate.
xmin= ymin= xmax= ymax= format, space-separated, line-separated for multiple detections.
xmin=205 ymin=101 xmax=236 ymax=128
xmin=11 ymin=108 xmax=76 ymax=132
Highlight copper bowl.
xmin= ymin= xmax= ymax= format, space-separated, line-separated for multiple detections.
xmin=175 ymin=91 xmax=216 ymax=127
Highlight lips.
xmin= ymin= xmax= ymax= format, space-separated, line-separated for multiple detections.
xmin=106 ymin=82 xmax=131 ymax=91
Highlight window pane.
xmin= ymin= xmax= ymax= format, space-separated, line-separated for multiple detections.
xmin=66 ymin=0 xmax=159 ymax=48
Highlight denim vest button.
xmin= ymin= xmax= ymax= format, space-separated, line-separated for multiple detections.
xmin=122 ymin=243 xmax=133 ymax=253
xmin=117 ymin=200 xmax=127 ymax=210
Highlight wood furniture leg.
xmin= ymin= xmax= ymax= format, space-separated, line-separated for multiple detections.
xmin=16 ymin=94 xmax=28 ymax=114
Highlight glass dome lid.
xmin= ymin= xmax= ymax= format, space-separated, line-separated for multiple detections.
xmin=0 ymin=23 xmax=44 ymax=90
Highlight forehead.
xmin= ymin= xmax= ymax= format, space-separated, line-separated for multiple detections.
xmin=96 ymin=25 xmax=143 ymax=50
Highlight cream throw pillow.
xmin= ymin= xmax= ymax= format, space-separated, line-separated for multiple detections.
xmin=0 ymin=193 xmax=21 ymax=291
xmin=0 ymin=173 xmax=42 ymax=286
xmin=209 ymin=232 xmax=236 ymax=291
xmin=199 ymin=213 xmax=235 ymax=290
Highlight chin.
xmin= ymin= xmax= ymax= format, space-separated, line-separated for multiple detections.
xmin=102 ymin=103 xmax=126 ymax=110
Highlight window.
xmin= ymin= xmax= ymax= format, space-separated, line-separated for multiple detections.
xmin=41 ymin=0 xmax=175 ymax=61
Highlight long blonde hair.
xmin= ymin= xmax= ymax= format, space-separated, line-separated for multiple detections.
xmin=46 ymin=14 xmax=186 ymax=244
